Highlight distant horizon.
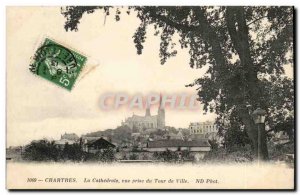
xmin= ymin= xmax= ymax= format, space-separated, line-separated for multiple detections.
xmin=7 ymin=116 xmax=217 ymax=147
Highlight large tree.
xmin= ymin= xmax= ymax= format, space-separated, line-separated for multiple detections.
xmin=61 ymin=6 xmax=294 ymax=160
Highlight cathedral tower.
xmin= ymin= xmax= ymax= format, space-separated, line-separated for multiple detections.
xmin=145 ymin=101 xmax=151 ymax=116
xmin=157 ymin=94 xmax=165 ymax=129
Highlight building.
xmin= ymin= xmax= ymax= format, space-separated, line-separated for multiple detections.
xmin=189 ymin=121 xmax=218 ymax=139
xmin=81 ymin=136 xmax=108 ymax=144
xmin=145 ymin=139 xmax=211 ymax=152
xmin=84 ymin=137 xmax=116 ymax=153
xmin=122 ymin=96 xmax=165 ymax=130
xmin=6 ymin=146 xmax=23 ymax=161
xmin=145 ymin=139 xmax=211 ymax=160
xmin=54 ymin=138 xmax=76 ymax=146
xmin=54 ymin=133 xmax=80 ymax=147
xmin=164 ymin=132 xmax=184 ymax=140
xmin=60 ymin=133 xmax=79 ymax=141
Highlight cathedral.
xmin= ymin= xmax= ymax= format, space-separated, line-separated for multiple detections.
xmin=121 ymin=97 xmax=165 ymax=130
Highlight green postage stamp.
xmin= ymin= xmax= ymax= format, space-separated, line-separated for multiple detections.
xmin=29 ymin=38 xmax=87 ymax=91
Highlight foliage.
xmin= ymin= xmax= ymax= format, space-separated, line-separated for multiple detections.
xmin=131 ymin=145 xmax=139 ymax=152
xmin=153 ymin=150 xmax=180 ymax=162
xmin=85 ymin=148 xmax=116 ymax=162
xmin=220 ymin=112 xmax=252 ymax=149
xmin=129 ymin=153 xmax=138 ymax=160
xmin=23 ymin=139 xmax=116 ymax=162
xmin=180 ymin=150 xmax=192 ymax=160
xmin=132 ymin=124 xmax=139 ymax=133
xmin=166 ymin=126 xmax=178 ymax=134
xmin=162 ymin=150 xmax=179 ymax=161
xmin=98 ymin=148 xmax=116 ymax=162
xmin=204 ymin=144 xmax=254 ymax=163
xmin=268 ymin=142 xmax=294 ymax=161
xmin=269 ymin=115 xmax=294 ymax=141
xmin=121 ymin=154 xmax=128 ymax=160
xmin=23 ymin=140 xmax=60 ymax=161
xmin=23 ymin=140 xmax=86 ymax=162
xmin=62 ymin=143 xmax=85 ymax=161
xmin=208 ymin=139 xmax=219 ymax=151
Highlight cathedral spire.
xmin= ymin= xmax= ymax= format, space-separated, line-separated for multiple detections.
xmin=158 ymin=93 xmax=163 ymax=110
xmin=145 ymin=101 xmax=151 ymax=116
xmin=157 ymin=93 xmax=165 ymax=129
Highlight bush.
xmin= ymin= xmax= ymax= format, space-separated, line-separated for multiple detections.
xmin=268 ymin=142 xmax=294 ymax=161
xmin=129 ymin=153 xmax=138 ymax=160
xmin=62 ymin=143 xmax=85 ymax=161
xmin=99 ymin=148 xmax=116 ymax=162
xmin=208 ymin=139 xmax=219 ymax=151
xmin=153 ymin=150 xmax=180 ymax=162
xmin=131 ymin=146 xmax=139 ymax=152
xmin=180 ymin=150 xmax=192 ymax=160
xmin=23 ymin=140 xmax=60 ymax=161
xmin=203 ymin=144 xmax=253 ymax=163
xmin=23 ymin=139 xmax=117 ymax=162
xmin=23 ymin=139 xmax=88 ymax=162
xmin=89 ymin=148 xmax=116 ymax=162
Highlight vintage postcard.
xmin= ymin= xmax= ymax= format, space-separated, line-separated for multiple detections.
xmin=6 ymin=6 xmax=294 ymax=190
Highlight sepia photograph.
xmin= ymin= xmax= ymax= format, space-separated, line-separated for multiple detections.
xmin=6 ymin=5 xmax=295 ymax=190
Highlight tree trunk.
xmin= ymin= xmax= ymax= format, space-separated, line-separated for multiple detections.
xmin=225 ymin=7 xmax=269 ymax=160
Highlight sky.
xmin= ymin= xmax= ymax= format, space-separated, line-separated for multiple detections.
xmin=7 ymin=7 xmax=218 ymax=146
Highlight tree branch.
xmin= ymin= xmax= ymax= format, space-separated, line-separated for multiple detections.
xmin=247 ymin=15 xmax=268 ymax=26
xmin=144 ymin=8 xmax=199 ymax=33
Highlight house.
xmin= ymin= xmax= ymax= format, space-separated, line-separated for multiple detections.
xmin=131 ymin=132 xmax=141 ymax=139
xmin=54 ymin=138 xmax=76 ymax=147
xmin=145 ymin=139 xmax=211 ymax=160
xmin=146 ymin=139 xmax=211 ymax=152
xmin=164 ymin=132 xmax=184 ymax=140
xmin=6 ymin=146 xmax=23 ymax=161
xmin=60 ymin=133 xmax=79 ymax=141
xmin=85 ymin=137 xmax=116 ymax=153
xmin=54 ymin=133 xmax=80 ymax=148
xmin=81 ymin=136 xmax=107 ymax=144
xmin=189 ymin=121 xmax=218 ymax=136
